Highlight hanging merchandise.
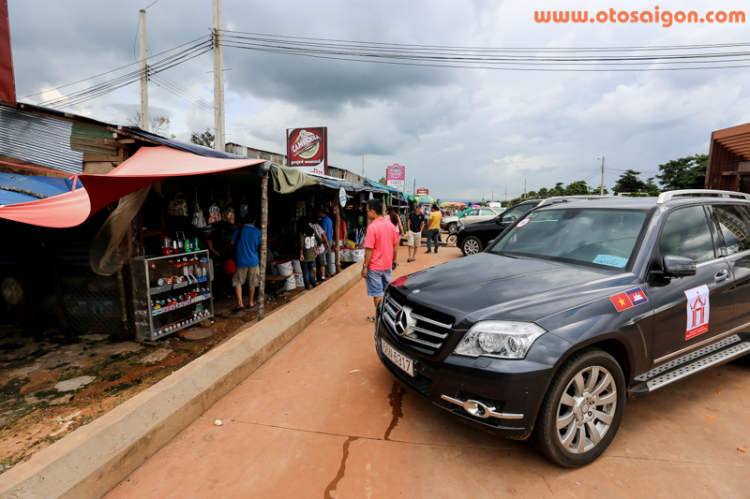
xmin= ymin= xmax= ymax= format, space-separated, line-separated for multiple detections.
xmin=222 ymin=189 xmax=235 ymax=224
xmin=208 ymin=204 xmax=222 ymax=224
xmin=192 ymin=189 xmax=206 ymax=228
xmin=223 ymin=206 xmax=236 ymax=225
xmin=240 ymin=192 xmax=249 ymax=219
xmin=168 ymin=193 xmax=189 ymax=217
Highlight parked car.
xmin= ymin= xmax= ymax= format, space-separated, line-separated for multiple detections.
xmin=457 ymin=200 xmax=539 ymax=255
xmin=457 ymin=197 xmax=603 ymax=255
xmin=375 ymin=190 xmax=750 ymax=467
xmin=441 ymin=207 xmax=500 ymax=232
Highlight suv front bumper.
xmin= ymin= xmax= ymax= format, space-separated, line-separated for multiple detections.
xmin=375 ymin=321 xmax=559 ymax=440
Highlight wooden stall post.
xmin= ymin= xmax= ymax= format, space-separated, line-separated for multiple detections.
xmin=334 ymin=198 xmax=341 ymax=273
xmin=258 ymin=175 xmax=268 ymax=321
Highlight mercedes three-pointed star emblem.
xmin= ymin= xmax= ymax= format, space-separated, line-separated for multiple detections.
xmin=394 ymin=306 xmax=415 ymax=337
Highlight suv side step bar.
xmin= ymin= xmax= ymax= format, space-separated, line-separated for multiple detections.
xmin=629 ymin=336 xmax=750 ymax=396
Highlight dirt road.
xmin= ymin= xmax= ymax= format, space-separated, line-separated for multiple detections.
xmin=107 ymin=246 xmax=750 ymax=498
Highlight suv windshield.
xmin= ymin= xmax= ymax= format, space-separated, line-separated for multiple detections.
xmin=490 ymin=208 xmax=648 ymax=269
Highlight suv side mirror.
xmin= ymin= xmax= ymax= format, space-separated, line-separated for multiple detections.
xmin=663 ymin=255 xmax=697 ymax=277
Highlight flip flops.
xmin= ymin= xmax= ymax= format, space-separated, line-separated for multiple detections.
xmin=230 ymin=306 xmax=246 ymax=313
xmin=366 ymin=316 xmax=376 ymax=323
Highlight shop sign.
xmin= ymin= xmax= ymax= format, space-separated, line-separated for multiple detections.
xmin=286 ymin=127 xmax=328 ymax=175
xmin=386 ymin=164 xmax=406 ymax=192
xmin=339 ymin=187 xmax=347 ymax=207
xmin=416 ymin=187 xmax=429 ymax=195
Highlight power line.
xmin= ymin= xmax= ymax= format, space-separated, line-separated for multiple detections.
xmin=39 ymin=40 xmax=212 ymax=109
xmin=218 ymin=31 xmax=750 ymax=72
xmin=150 ymin=74 xmax=283 ymax=147
xmin=20 ymin=35 xmax=210 ymax=100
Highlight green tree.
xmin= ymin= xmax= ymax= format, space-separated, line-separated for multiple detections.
xmin=565 ymin=181 xmax=589 ymax=195
xmin=547 ymin=188 xmax=561 ymax=197
xmin=537 ymin=187 xmax=549 ymax=198
xmin=527 ymin=190 xmax=538 ymax=199
xmin=554 ymin=182 xmax=565 ymax=192
xmin=655 ymin=154 xmax=708 ymax=190
xmin=377 ymin=176 xmax=387 ymax=184
xmin=613 ymin=170 xmax=646 ymax=193
xmin=644 ymin=177 xmax=660 ymax=195
xmin=190 ymin=128 xmax=215 ymax=148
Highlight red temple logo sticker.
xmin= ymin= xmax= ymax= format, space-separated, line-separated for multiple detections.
xmin=685 ymin=284 xmax=710 ymax=340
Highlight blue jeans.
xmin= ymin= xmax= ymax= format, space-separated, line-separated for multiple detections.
xmin=301 ymin=260 xmax=317 ymax=290
xmin=427 ymin=229 xmax=440 ymax=252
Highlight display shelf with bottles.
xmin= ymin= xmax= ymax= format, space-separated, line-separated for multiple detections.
xmin=130 ymin=250 xmax=214 ymax=341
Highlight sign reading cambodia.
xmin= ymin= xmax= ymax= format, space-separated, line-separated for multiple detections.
xmin=416 ymin=187 xmax=429 ymax=195
xmin=286 ymin=127 xmax=328 ymax=175
xmin=386 ymin=164 xmax=406 ymax=191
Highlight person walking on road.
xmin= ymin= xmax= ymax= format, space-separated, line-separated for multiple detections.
xmin=298 ymin=217 xmax=322 ymax=290
xmin=425 ymin=204 xmax=442 ymax=254
xmin=388 ymin=208 xmax=404 ymax=262
xmin=406 ymin=205 xmax=426 ymax=262
xmin=362 ymin=199 xmax=399 ymax=322
xmin=230 ymin=213 xmax=262 ymax=311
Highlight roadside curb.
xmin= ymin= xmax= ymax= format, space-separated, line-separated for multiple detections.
xmin=0 ymin=263 xmax=363 ymax=499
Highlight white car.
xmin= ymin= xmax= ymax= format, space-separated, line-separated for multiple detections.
xmin=442 ymin=207 xmax=501 ymax=232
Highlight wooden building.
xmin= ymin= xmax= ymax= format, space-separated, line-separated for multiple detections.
xmin=704 ymin=122 xmax=750 ymax=192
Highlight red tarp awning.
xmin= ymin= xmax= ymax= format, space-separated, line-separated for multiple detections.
xmin=0 ymin=146 xmax=268 ymax=228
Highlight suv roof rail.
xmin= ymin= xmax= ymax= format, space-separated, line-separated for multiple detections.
xmin=656 ymin=189 xmax=750 ymax=204
xmin=537 ymin=195 xmax=611 ymax=207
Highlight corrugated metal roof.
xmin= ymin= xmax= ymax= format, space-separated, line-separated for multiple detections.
xmin=123 ymin=128 xmax=253 ymax=160
xmin=0 ymin=105 xmax=84 ymax=174
xmin=0 ymin=106 xmax=83 ymax=174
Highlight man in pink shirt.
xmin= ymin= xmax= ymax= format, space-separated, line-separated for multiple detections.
xmin=361 ymin=199 xmax=399 ymax=322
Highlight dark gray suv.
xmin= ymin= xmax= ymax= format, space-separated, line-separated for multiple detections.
xmin=376 ymin=190 xmax=750 ymax=467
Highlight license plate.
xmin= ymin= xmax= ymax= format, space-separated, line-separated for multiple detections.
xmin=381 ymin=339 xmax=415 ymax=377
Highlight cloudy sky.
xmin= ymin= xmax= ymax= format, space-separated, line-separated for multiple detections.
xmin=9 ymin=0 xmax=750 ymax=201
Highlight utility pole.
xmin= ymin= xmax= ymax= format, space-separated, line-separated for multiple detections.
xmin=212 ymin=0 xmax=225 ymax=152
xmin=361 ymin=154 xmax=365 ymax=180
xmin=600 ymin=156 xmax=606 ymax=195
xmin=524 ymin=179 xmax=527 ymax=199
xmin=413 ymin=179 xmax=416 ymax=196
xmin=139 ymin=9 xmax=149 ymax=131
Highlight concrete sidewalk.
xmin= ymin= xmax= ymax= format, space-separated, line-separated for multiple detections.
xmin=107 ymin=246 xmax=750 ymax=498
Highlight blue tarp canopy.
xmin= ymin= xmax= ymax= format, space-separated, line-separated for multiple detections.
xmin=0 ymin=172 xmax=81 ymax=206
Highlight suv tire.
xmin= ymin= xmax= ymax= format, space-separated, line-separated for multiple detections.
xmin=531 ymin=348 xmax=626 ymax=467
xmin=446 ymin=222 xmax=457 ymax=234
xmin=461 ymin=236 xmax=483 ymax=256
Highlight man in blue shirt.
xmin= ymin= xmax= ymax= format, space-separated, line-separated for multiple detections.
xmin=230 ymin=214 xmax=262 ymax=310
xmin=317 ymin=209 xmax=334 ymax=280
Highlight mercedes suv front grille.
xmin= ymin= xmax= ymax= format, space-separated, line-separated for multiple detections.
xmin=381 ymin=292 xmax=453 ymax=353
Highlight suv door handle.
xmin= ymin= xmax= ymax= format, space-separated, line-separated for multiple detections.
xmin=715 ymin=269 xmax=730 ymax=283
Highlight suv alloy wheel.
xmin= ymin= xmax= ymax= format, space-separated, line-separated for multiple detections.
xmin=461 ymin=236 xmax=483 ymax=255
xmin=531 ymin=348 xmax=626 ymax=467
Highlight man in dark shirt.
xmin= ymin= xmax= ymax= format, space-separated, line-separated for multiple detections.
xmin=406 ymin=205 xmax=426 ymax=262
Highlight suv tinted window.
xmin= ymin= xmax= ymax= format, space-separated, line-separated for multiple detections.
xmin=491 ymin=208 xmax=647 ymax=269
xmin=712 ymin=205 xmax=750 ymax=255
xmin=658 ymin=206 xmax=715 ymax=263
xmin=501 ymin=204 xmax=531 ymax=222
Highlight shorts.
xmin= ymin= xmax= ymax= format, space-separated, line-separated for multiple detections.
xmin=366 ymin=268 xmax=392 ymax=297
xmin=316 ymin=252 xmax=328 ymax=268
xmin=407 ymin=231 xmax=421 ymax=247
xmin=231 ymin=266 xmax=260 ymax=287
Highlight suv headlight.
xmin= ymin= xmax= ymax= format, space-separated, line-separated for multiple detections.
xmin=453 ymin=321 xmax=545 ymax=359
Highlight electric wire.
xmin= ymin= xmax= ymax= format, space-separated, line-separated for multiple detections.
xmin=150 ymin=74 xmax=283 ymax=147
xmin=40 ymin=40 xmax=212 ymax=109
xmin=218 ymin=31 xmax=750 ymax=71
xmin=20 ymin=35 xmax=210 ymax=100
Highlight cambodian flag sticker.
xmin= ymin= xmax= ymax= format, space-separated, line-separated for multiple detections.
xmin=626 ymin=287 xmax=648 ymax=306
